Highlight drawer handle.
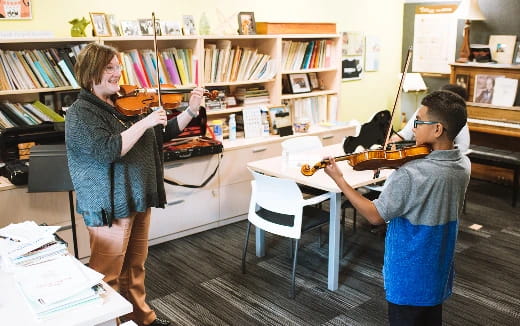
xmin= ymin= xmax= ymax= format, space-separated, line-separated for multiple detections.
xmin=167 ymin=199 xmax=185 ymax=206
xmin=252 ymin=147 xmax=267 ymax=153
xmin=322 ymin=135 xmax=334 ymax=140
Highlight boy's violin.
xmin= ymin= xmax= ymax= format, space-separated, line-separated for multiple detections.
xmin=301 ymin=46 xmax=431 ymax=176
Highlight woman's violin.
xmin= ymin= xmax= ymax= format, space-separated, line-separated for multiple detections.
xmin=301 ymin=46 xmax=431 ymax=176
xmin=114 ymin=84 xmax=218 ymax=116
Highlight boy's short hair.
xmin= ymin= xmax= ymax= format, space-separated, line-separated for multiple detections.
xmin=440 ymin=83 xmax=467 ymax=100
xmin=420 ymin=90 xmax=467 ymax=141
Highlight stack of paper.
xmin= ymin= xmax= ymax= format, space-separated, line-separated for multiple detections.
xmin=0 ymin=221 xmax=68 ymax=269
xmin=14 ymin=255 xmax=105 ymax=320
xmin=0 ymin=221 xmax=106 ymax=320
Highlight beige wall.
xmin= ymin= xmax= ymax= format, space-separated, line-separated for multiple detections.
xmin=0 ymin=0 xmax=404 ymax=124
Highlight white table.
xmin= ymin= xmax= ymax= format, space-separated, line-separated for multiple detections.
xmin=0 ymin=267 xmax=132 ymax=326
xmin=247 ymin=143 xmax=392 ymax=291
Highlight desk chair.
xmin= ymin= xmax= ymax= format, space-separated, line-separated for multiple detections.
xmin=241 ymin=171 xmax=331 ymax=298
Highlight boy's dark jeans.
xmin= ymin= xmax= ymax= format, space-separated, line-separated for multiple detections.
xmin=387 ymin=302 xmax=442 ymax=326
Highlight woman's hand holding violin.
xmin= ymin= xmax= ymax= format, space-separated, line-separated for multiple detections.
xmin=187 ymin=87 xmax=205 ymax=115
xmin=143 ymin=107 xmax=168 ymax=129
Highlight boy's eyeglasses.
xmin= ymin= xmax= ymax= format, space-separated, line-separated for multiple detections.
xmin=413 ymin=119 xmax=448 ymax=132
xmin=104 ymin=64 xmax=123 ymax=73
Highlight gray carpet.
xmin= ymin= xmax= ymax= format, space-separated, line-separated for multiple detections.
xmin=144 ymin=179 xmax=520 ymax=325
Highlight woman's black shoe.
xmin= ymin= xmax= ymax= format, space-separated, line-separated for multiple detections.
xmin=148 ymin=318 xmax=171 ymax=326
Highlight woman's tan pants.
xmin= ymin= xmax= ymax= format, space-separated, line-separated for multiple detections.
xmin=87 ymin=208 xmax=156 ymax=326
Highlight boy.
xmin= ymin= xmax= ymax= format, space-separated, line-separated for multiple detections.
xmin=324 ymin=90 xmax=471 ymax=326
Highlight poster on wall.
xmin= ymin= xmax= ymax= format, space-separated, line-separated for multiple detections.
xmin=341 ymin=31 xmax=364 ymax=81
xmin=365 ymin=35 xmax=381 ymax=72
xmin=412 ymin=4 xmax=457 ymax=74
xmin=0 ymin=0 xmax=32 ymax=19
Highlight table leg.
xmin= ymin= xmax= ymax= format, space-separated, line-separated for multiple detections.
xmin=255 ymin=227 xmax=265 ymax=257
xmin=328 ymin=192 xmax=341 ymax=290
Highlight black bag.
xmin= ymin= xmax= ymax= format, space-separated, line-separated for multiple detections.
xmin=4 ymin=159 xmax=29 ymax=185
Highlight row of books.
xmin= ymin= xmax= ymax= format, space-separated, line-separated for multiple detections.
xmin=204 ymin=40 xmax=276 ymax=83
xmin=0 ymin=100 xmax=64 ymax=130
xmin=235 ymin=85 xmax=270 ymax=106
xmin=286 ymin=94 xmax=338 ymax=124
xmin=282 ymin=40 xmax=333 ymax=71
xmin=119 ymin=47 xmax=194 ymax=88
xmin=0 ymin=221 xmax=105 ymax=320
xmin=0 ymin=45 xmax=85 ymax=91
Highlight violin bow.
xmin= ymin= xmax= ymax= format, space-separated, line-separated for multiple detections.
xmin=152 ymin=12 xmax=166 ymax=132
xmin=383 ymin=46 xmax=413 ymax=149
xmin=152 ymin=12 xmax=162 ymax=107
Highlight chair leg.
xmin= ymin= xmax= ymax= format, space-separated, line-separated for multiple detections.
xmin=340 ymin=214 xmax=345 ymax=258
xmin=513 ymin=167 xmax=518 ymax=207
xmin=318 ymin=227 xmax=322 ymax=247
xmin=242 ymin=222 xmax=252 ymax=274
xmin=353 ymin=209 xmax=357 ymax=233
xmin=290 ymin=239 xmax=299 ymax=299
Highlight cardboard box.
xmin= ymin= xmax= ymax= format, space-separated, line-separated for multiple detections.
xmin=256 ymin=22 xmax=336 ymax=34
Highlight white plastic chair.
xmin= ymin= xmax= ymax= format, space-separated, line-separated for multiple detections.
xmin=241 ymin=170 xmax=331 ymax=298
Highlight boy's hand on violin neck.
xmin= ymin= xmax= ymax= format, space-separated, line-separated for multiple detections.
xmin=145 ymin=107 xmax=167 ymax=128
xmin=188 ymin=87 xmax=205 ymax=112
xmin=324 ymin=157 xmax=343 ymax=181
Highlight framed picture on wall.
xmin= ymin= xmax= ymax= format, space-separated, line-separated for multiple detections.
xmin=0 ymin=1 xmax=31 ymax=19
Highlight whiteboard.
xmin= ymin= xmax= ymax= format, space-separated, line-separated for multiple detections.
xmin=412 ymin=4 xmax=458 ymax=74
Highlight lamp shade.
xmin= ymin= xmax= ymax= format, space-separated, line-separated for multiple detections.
xmin=454 ymin=0 xmax=485 ymax=20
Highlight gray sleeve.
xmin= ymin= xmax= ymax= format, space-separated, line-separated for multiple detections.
xmin=373 ymin=168 xmax=412 ymax=222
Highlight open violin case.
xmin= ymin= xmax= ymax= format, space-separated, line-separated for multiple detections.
xmin=162 ymin=106 xmax=223 ymax=161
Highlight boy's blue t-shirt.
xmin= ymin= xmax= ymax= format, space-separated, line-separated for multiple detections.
xmin=373 ymin=149 xmax=471 ymax=306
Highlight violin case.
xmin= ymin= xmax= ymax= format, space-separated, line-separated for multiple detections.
xmin=162 ymin=106 xmax=223 ymax=161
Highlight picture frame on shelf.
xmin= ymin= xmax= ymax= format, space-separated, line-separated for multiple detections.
xmin=308 ymin=72 xmax=319 ymax=90
xmin=268 ymin=105 xmax=292 ymax=135
xmin=89 ymin=12 xmax=111 ymax=37
xmin=40 ymin=93 xmax=57 ymax=112
xmin=160 ymin=21 xmax=183 ymax=36
xmin=138 ymin=18 xmax=159 ymax=36
xmin=455 ymin=74 xmax=469 ymax=99
xmin=237 ymin=12 xmax=256 ymax=35
xmin=288 ymin=73 xmax=311 ymax=94
xmin=56 ymin=90 xmax=80 ymax=113
xmin=473 ymin=74 xmax=504 ymax=104
xmin=182 ymin=15 xmax=197 ymax=35
xmin=107 ymin=14 xmax=121 ymax=36
xmin=489 ymin=35 xmax=517 ymax=64
xmin=120 ymin=20 xmax=140 ymax=36
xmin=514 ymin=42 xmax=520 ymax=64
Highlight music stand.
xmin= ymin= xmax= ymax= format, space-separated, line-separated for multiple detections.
xmin=28 ymin=144 xmax=79 ymax=258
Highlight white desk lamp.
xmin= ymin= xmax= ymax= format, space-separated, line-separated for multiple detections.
xmin=454 ymin=0 xmax=486 ymax=63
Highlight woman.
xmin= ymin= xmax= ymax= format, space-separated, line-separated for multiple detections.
xmin=66 ymin=43 xmax=204 ymax=326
